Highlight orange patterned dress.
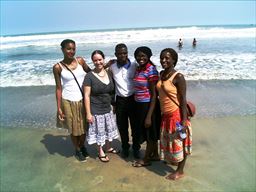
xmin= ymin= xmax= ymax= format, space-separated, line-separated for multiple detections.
xmin=160 ymin=109 xmax=192 ymax=163
xmin=156 ymin=72 xmax=192 ymax=163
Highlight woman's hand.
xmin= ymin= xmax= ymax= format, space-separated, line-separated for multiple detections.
xmin=181 ymin=121 xmax=188 ymax=131
xmin=86 ymin=113 xmax=94 ymax=124
xmin=144 ymin=116 xmax=152 ymax=128
xmin=58 ymin=108 xmax=65 ymax=121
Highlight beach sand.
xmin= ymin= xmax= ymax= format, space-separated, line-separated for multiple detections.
xmin=1 ymin=115 xmax=255 ymax=192
xmin=0 ymin=80 xmax=255 ymax=191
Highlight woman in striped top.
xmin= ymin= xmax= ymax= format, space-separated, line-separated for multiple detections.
xmin=132 ymin=46 xmax=160 ymax=167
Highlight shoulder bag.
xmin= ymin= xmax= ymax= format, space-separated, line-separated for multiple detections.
xmin=161 ymin=81 xmax=196 ymax=119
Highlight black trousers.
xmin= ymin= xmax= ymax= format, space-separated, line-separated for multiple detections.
xmin=135 ymin=102 xmax=160 ymax=144
xmin=116 ymin=95 xmax=140 ymax=151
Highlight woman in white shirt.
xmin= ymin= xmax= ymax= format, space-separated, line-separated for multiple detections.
xmin=53 ymin=39 xmax=91 ymax=162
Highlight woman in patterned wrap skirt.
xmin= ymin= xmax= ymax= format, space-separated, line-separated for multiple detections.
xmin=83 ymin=50 xmax=119 ymax=163
xmin=156 ymin=48 xmax=192 ymax=180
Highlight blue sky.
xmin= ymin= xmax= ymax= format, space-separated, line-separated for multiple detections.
xmin=1 ymin=1 xmax=255 ymax=36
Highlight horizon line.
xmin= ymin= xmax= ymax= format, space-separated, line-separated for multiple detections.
xmin=1 ymin=23 xmax=255 ymax=37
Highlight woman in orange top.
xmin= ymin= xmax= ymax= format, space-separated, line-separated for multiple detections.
xmin=156 ymin=48 xmax=192 ymax=180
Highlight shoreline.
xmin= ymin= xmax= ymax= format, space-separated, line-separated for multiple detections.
xmin=0 ymin=79 xmax=255 ymax=88
xmin=1 ymin=115 xmax=255 ymax=192
xmin=1 ymin=80 xmax=255 ymax=130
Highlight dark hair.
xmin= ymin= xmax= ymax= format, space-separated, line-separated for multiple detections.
xmin=134 ymin=46 xmax=155 ymax=66
xmin=115 ymin=43 xmax=127 ymax=52
xmin=60 ymin=39 xmax=75 ymax=49
xmin=160 ymin=48 xmax=178 ymax=67
xmin=134 ymin=46 xmax=152 ymax=58
xmin=91 ymin=50 xmax=105 ymax=60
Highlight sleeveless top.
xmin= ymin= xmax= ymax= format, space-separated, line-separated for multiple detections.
xmin=156 ymin=71 xmax=179 ymax=114
xmin=59 ymin=58 xmax=86 ymax=101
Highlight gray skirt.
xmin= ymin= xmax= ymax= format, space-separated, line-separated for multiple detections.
xmin=87 ymin=111 xmax=119 ymax=146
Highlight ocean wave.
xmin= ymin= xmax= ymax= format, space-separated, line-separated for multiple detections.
xmin=1 ymin=52 xmax=255 ymax=87
xmin=1 ymin=26 xmax=255 ymax=50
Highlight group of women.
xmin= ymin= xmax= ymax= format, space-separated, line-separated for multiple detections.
xmin=53 ymin=39 xmax=192 ymax=180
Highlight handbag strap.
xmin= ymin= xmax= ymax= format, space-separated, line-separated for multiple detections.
xmin=160 ymin=71 xmax=180 ymax=108
xmin=60 ymin=60 xmax=84 ymax=97
xmin=161 ymin=82 xmax=180 ymax=108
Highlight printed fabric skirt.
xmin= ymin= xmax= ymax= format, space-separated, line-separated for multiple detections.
xmin=87 ymin=111 xmax=119 ymax=146
xmin=160 ymin=108 xmax=192 ymax=163
xmin=57 ymin=98 xmax=86 ymax=136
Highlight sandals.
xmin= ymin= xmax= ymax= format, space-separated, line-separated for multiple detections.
xmin=106 ymin=148 xmax=120 ymax=154
xmin=98 ymin=155 xmax=109 ymax=163
xmin=132 ymin=160 xmax=152 ymax=168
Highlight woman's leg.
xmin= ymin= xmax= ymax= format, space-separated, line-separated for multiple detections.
xmin=176 ymin=154 xmax=187 ymax=173
xmin=150 ymin=141 xmax=160 ymax=160
xmin=70 ymin=134 xmax=80 ymax=151
xmin=166 ymin=154 xmax=187 ymax=180
xmin=105 ymin=140 xmax=111 ymax=151
xmin=143 ymin=141 xmax=153 ymax=163
xmin=104 ymin=140 xmax=120 ymax=154
xmin=132 ymin=141 xmax=152 ymax=167
xmin=98 ymin=145 xmax=109 ymax=162
xmin=166 ymin=140 xmax=187 ymax=180
xmin=78 ymin=134 xmax=88 ymax=157
xmin=78 ymin=134 xmax=86 ymax=148
xmin=71 ymin=134 xmax=86 ymax=161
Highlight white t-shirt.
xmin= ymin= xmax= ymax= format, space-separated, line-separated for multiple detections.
xmin=59 ymin=61 xmax=86 ymax=101
xmin=110 ymin=60 xmax=137 ymax=97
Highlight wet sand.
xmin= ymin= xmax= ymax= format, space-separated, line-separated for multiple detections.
xmin=1 ymin=115 xmax=255 ymax=192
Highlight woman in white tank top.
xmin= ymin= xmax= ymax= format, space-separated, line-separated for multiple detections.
xmin=53 ymin=39 xmax=91 ymax=162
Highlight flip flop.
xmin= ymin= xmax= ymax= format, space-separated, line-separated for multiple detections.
xmin=98 ymin=155 xmax=109 ymax=163
xmin=132 ymin=160 xmax=152 ymax=168
xmin=106 ymin=148 xmax=120 ymax=154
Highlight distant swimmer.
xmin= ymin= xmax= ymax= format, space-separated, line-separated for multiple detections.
xmin=178 ymin=38 xmax=183 ymax=48
xmin=192 ymin=38 xmax=197 ymax=47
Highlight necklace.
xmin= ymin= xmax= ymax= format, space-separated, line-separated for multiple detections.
xmin=95 ymin=70 xmax=106 ymax=77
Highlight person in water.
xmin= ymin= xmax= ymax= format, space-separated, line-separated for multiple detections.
xmin=192 ymin=38 xmax=197 ymax=47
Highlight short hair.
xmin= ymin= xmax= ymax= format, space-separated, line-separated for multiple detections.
xmin=60 ymin=39 xmax=75 ymax=49
xmin=115 ymin=43 xmax=127 ymax=52
xmin=91 ymin=50 xmax=105 ymax=60
xmin=160 ymin=48 xmax=178 ymax=67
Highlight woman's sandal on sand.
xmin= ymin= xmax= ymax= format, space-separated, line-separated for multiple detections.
xmin=132 ymin=160 xmax=152 ymax=167
xmin=98 ymin=155 xmax=109 ymax=163
xmin=106 ymin=148 xmax=120 ymax=154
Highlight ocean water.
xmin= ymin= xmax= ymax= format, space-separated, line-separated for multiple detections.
xmin=1 ymin=25 xmax=256 ymax=87
xmin=0 ymin=25 xmax=256 ymax=129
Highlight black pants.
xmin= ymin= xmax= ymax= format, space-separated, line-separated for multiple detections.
xmin=135 ymin=101 xmax=161 ymax=144
xmin=116 ymin=95 xmax=140 ymax=151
